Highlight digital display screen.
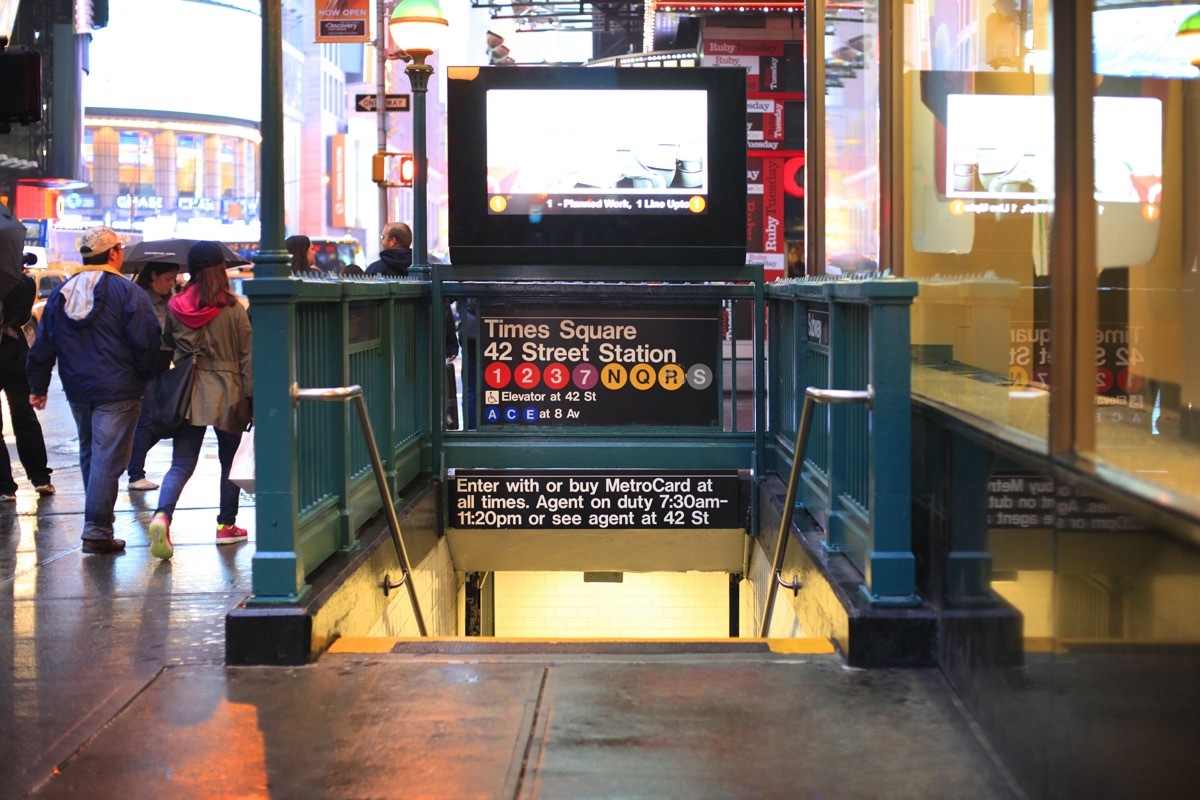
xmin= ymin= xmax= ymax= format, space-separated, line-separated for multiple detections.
xmin=447 ymin=66 xmax=746 ymax=267
xmin=485 ymin=89 xmax=709 ymax=217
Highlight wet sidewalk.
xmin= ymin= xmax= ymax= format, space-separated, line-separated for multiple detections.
xmin=0 ymin=406 xmax=255 ymax=799
xmin=0 ymin=393 xmax=1023 ymax=800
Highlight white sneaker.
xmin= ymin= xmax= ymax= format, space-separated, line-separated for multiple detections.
xmin=35 ymin=484 xmax=56 ymax=496
xmin=129 ymin=478 xmax=159 ymax=491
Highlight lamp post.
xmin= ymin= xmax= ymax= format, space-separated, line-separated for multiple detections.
xmin=375 ymin=0 xmax=393 ymax=232
xmin=387 ymin=0 xmax=448 ymax=276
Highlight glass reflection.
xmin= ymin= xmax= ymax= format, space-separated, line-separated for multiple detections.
xmin=905 ymin=0 xmax=1053 ymax=445
xmin=1089 ymin=4 xmax=1200 ymax=511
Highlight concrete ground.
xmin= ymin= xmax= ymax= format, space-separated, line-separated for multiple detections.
xmin=1 ymin=383 xmax=1025 ymax=800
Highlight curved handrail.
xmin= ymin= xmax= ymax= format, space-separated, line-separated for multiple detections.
xmin=759 ymin=385 xmax=873 ymax=638
xmin=292 ymin=383 xmax=428 ymax=636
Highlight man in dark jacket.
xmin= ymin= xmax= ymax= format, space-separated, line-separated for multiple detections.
xmin=27 ymin=226 xmax=162 ymax=554
xmin=365 ymin=222 xmax=413 ymax=276
xmin=0 ymin=272 xmax=55 ymax=501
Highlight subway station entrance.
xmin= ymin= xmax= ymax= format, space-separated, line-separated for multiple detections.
xmin=232 ymin=65 xmax=922 ymax=662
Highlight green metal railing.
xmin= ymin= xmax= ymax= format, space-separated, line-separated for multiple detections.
xmin=246 ymin=276 xmax=431 ymax=602
xmin=766 ymin=276 xmax=919 ymax=604
xmin=245 ymin=270 xmax=918 ymax=607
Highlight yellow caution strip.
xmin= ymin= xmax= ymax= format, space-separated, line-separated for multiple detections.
xmin=765 ymin=638 xmax=836 ymax=654
xmin=328 ymin=636 xmax=836 ymax=655
xmin=328 ymin=637 xmax=401 ymax=654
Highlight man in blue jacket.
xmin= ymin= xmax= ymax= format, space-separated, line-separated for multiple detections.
xmin=27 ymin=226 xmax=161 ymax=554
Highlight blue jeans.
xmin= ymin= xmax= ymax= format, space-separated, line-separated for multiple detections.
xmin=126 ymin=375 xmax=162 ymax=482
xmin=155 ymin=424 xmax=243 ymax=526
xmin=69 ymin=398 xmax=141 ymax=541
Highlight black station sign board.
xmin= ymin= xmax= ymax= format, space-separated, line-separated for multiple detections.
xmin=806 ymin=307 xmax=829 ymax=346
xmin=478 ymin=303 xmax=721 ymax=427
xmin=449 ymin=470 xmax=743 ymax=530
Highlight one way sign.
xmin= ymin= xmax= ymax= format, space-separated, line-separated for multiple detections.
xmin=355 ymin=94 xmax=410 ymax=112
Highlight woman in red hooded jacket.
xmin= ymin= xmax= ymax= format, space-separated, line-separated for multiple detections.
xmin=148 ymin=241 xmax=252 ymax=560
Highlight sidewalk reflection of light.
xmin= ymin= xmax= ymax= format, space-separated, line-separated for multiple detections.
xmin=3 ymin=388 xmax=46 ymax=598
xmin=13 ymin=514 xmax=41 ymax=600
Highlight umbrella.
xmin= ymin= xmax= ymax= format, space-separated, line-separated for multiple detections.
xmin=124 ymin=239 xmax=251 ymax=269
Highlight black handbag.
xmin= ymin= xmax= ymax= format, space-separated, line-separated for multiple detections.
xmin=149 ymin=352 xmax=196 ymax=438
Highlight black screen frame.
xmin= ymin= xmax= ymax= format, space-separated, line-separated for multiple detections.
xmin=447 ymin=66 xmax=747 ymax=268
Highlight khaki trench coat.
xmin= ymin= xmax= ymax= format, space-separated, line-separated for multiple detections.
xmin=164 ymin=303 xmax=252 ymax=434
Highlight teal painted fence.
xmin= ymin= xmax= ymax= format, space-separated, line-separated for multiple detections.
xmin=766 ymin=276 xmax=919 ymax=604
xmin=245 ymin=271 xmax=917 ymax=605
xmin=245 ymin=276 xmax=431 ymax=602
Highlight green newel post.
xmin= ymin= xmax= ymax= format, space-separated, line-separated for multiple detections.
xmin=250 ymin=0 xmax=305 ymax=602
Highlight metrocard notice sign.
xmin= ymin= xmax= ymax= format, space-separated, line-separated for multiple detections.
xmin=479 ymin=303 xmax=721 ymax=427
xmin=449 ymin=470 xmax=743 ymax=530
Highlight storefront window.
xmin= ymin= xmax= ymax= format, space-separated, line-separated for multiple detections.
xmin=176 ymin=134 xmax=199 ymax=196
xmin=1089 ymin=4 xmax=1200 ymax=510
xmin=825 ymin=3 xmax=880 ymax=275
xmin=904 ymin=0 xmax=1053 ymax=446
xmin=117 ymin=130 xmax=154 ymax=195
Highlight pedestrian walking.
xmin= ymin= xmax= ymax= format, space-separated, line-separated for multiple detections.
xmin=27 ymin=226 xmax=162 ymax=554
xmin=365 ymin=222 xmax=413 ymax=277
xmin=285 ymin=235 xmax=318 ymax=274
xmin=0 ymin=271 xmax=55 ymax=500
xmin=126 ymin=262 xmax=180 ymax=491
xmin=148 ymin=241 xmax=253 ymax=560
xmin=459 ymin=297 xmax=479 ymax=430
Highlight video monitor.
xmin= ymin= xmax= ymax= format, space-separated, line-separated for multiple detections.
xmin=447 ymin=66 xmax=747 ymax=267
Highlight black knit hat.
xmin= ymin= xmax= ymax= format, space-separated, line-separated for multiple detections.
xmin=187 ymin=240 xmax=227 ymax=271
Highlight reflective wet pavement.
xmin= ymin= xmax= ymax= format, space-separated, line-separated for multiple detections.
xmin=0 ymin=381 xmax=1023 ymax=799
xmin=0 ymin=378 xmax=255 ymax=798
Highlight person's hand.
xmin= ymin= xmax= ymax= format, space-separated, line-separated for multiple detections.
xmin=29 ymin=394 xmax=46 ymax=410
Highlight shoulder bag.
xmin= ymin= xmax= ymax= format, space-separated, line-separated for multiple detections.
xmin=148 ymin=351 xmax=196 ymax=438
xmin=149 ymin=327 xmax=208 ymax=438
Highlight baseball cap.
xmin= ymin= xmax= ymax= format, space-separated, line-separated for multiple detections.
xmin=79 ymin=226 xmax=131 ymax=257
xmin=187 ymin=240 xmax=227 ymax=271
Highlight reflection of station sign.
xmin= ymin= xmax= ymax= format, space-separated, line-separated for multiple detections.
xmin=1009 ymin=322 xmax=1144 ymax=403
xmin=479 ymin=304 xmax=721 ymax=427
xmin=449 ymin=469 xmax=743 ymax=530
xmin=988 ymin=471 xmax=1150 ymax=531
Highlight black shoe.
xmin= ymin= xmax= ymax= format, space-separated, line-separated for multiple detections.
xmin=82 ymin=538 xmax=126 ymax=554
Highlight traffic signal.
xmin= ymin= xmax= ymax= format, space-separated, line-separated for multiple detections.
xmin=398 ymin=153 xmax=414 ymax=187
xmin=371 ymin=151 xmax=415 ymax=188
xmin=0 ymin=47 xmax=41 ymax=127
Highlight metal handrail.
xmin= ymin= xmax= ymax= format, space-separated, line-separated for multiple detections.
xmin=759 ymin=386 xmax=874 ymax=638
xmin=292 ymin=383 xmax=428 ymax=636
